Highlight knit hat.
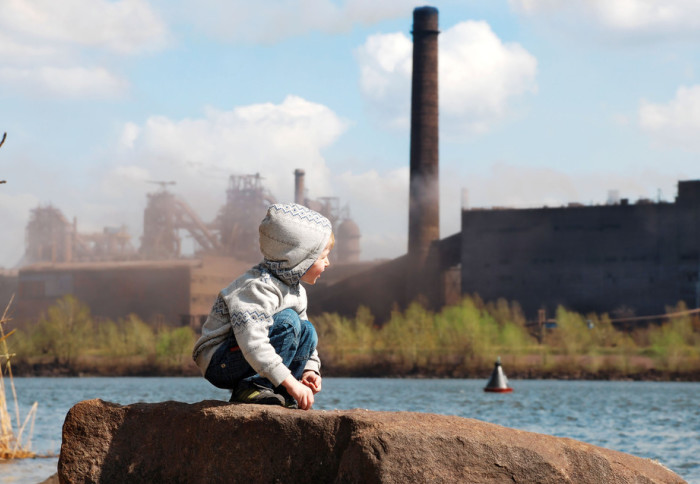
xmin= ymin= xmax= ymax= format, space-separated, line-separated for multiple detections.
xmin=259 ymin=203 xmax=332 ymax=285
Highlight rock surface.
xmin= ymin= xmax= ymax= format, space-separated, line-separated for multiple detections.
xmin=59 ymin=399 xmax=685 ymax=484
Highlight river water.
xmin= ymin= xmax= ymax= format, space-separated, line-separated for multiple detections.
xmin=1 ymin=377 xmax=698 ymax=483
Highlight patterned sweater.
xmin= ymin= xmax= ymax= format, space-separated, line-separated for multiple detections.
xmin=192 ymin=262 xmax=321 ymax=387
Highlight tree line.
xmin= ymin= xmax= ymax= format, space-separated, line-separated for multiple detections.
xmin=7 ymin=294 xmax=700 ymax=379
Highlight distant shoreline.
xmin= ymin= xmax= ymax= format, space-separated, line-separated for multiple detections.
xmin=8 ymin=296 xmax=699 ymax=385
xmin=10 ymin=359 xmax=700 ymax=381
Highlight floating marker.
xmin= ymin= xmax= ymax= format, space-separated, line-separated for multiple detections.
xmin=484 ymin=356 xmax=513 ymax=393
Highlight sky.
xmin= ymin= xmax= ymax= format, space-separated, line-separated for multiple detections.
xmin=2 ymin=0 xmax=700 ymax=268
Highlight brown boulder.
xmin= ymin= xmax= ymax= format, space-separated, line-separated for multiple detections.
xmin=58 ymin=399 xmax=685 ymax=484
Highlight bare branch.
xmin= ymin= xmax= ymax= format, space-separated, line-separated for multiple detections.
xmin=1 ymin=132 xmax=6 ymax=184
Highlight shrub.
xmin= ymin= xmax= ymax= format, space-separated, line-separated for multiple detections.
xmin=29 ymin=295 xmax=93 ymax=365
xmin=94 ymin=314 xmax=156 ymax=357
xmin=545 ymin=306 xmax=593 ymax=355
xmin=156 ymin=326 xmax=196 ymax=365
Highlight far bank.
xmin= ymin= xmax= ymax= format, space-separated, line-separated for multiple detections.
xmin=6 ymin=295 xmax=700 ymax=382
xmin=10 ymin=354 xmax=700 ymax=382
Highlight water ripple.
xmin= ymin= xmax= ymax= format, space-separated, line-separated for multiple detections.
xmin=2 ymin=377 xmax=698 ymax=484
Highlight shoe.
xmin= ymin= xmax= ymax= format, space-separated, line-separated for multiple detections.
xmin=274 ymin=388 xmax=298 ymax=409
xmin=230 ymin=385 xmax=285 ymax=406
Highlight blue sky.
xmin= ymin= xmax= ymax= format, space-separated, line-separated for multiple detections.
xmin=2 ymin=0 xmax=700 ymax=268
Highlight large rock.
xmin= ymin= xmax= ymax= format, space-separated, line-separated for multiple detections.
xmin=58 ymin=399 xmax=684 ymax=484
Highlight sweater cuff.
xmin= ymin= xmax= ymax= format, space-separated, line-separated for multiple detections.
xmin=303 ymin=359 xmax=321 ymax=375
xmin=267 ymin=363 xmax=292 ymax=388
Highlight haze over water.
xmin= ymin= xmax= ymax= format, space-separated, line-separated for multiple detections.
xmin=2 ymin=377 xmax=698 ymax=483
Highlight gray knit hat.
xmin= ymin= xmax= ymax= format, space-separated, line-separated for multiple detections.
xmin=259 ymin=203 xmax=332 ymax=285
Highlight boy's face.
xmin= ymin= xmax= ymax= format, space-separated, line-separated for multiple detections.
xmin=301 ymin=245 xmax=331 ymax=285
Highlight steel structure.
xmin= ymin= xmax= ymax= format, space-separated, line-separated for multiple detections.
xmin=140 ymin=183 xmax=221 ymax=260
xmin=25 ymin=205 xmax=135 ymax=264
xmin=213 ymin=173 xmax=276 ymax=263
xmin=294 ymin=171 xmax=361 ymax=264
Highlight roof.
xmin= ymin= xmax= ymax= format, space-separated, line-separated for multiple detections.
xmin=19 ymin=259 xmax=202 ymax=273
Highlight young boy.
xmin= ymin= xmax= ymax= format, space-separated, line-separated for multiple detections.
xmin=192 ymin=203 xmax=332 ymax=410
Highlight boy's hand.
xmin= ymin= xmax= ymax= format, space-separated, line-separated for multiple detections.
xmin=301 ymin=371 xmax=322 ymax=394
xmin=281 ymin=375 xmax=314 ymax=410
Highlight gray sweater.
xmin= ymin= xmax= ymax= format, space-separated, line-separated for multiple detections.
xmin=192 ymin=203 xmax=331 ymax=387
xmin=192 ymin=263 xmax=321 ymax=387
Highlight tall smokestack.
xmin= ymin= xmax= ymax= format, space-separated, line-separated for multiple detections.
xmin=408 ymin=6 xmax=439 ymax=264
xmin=294 ymin=169 xmax=305 ymax=205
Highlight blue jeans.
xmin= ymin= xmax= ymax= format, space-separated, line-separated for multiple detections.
xmin=204 ymin=309 xmax=318 ymax=392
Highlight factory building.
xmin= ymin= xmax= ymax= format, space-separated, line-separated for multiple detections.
xmin=461 ymin=180 xmax=700 ymax=318
xmin=311 ymin=181 xmax=700 ymax=323
xmin=15 ymin=257 xmax=249 ymax=327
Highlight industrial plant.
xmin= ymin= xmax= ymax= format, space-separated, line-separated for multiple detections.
xmin=4 ymin=6 xmax=700 ymax=329
xmin=6 ymin=169 xmax=362 ymax=327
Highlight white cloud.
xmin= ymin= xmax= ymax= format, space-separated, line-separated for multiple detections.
xmin=356 ymin=21 xmax=538 ymax=136
xmin=102 ymin=96 xmax=347 ymax=239
xmin=182 ymin=0 xmax=421 ymax=44
xmin=639 ymin=85 xmax=700 ymax=152
xmin=120 ymin=123 xmax=141 ymax=149
xmin=440 ymin=21 xmax=538 ymax=135
xmin=0 ymin=0 xmax=168 ymax=55
xmin=0 ymin=66 xmax=128 ymax=98
xmin=0 ymin=31 xmax=60 ymax=64
xmin=356 ymin=33 xmax=413 ymax=129
xmin=0 ymin=0 xmax=168 ymax=99
xmin=510 ymin=0 xmax=700 ymax=40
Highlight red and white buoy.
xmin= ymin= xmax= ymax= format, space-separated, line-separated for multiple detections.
xmin=484 ymin=357 xmax=513 ymax=393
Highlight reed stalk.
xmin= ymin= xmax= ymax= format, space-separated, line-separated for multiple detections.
xmin=0 ymin=295 xmax=37 ymax=460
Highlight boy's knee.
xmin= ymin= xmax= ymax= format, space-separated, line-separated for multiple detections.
xmin=273 ymin=308 xmax=302 ymax=335
xmin=301 ymin=319 xmax=318 ymax=348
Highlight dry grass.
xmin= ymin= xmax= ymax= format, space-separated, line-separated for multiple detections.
xmin=0 ymin=296 xmax=37 ymax=460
